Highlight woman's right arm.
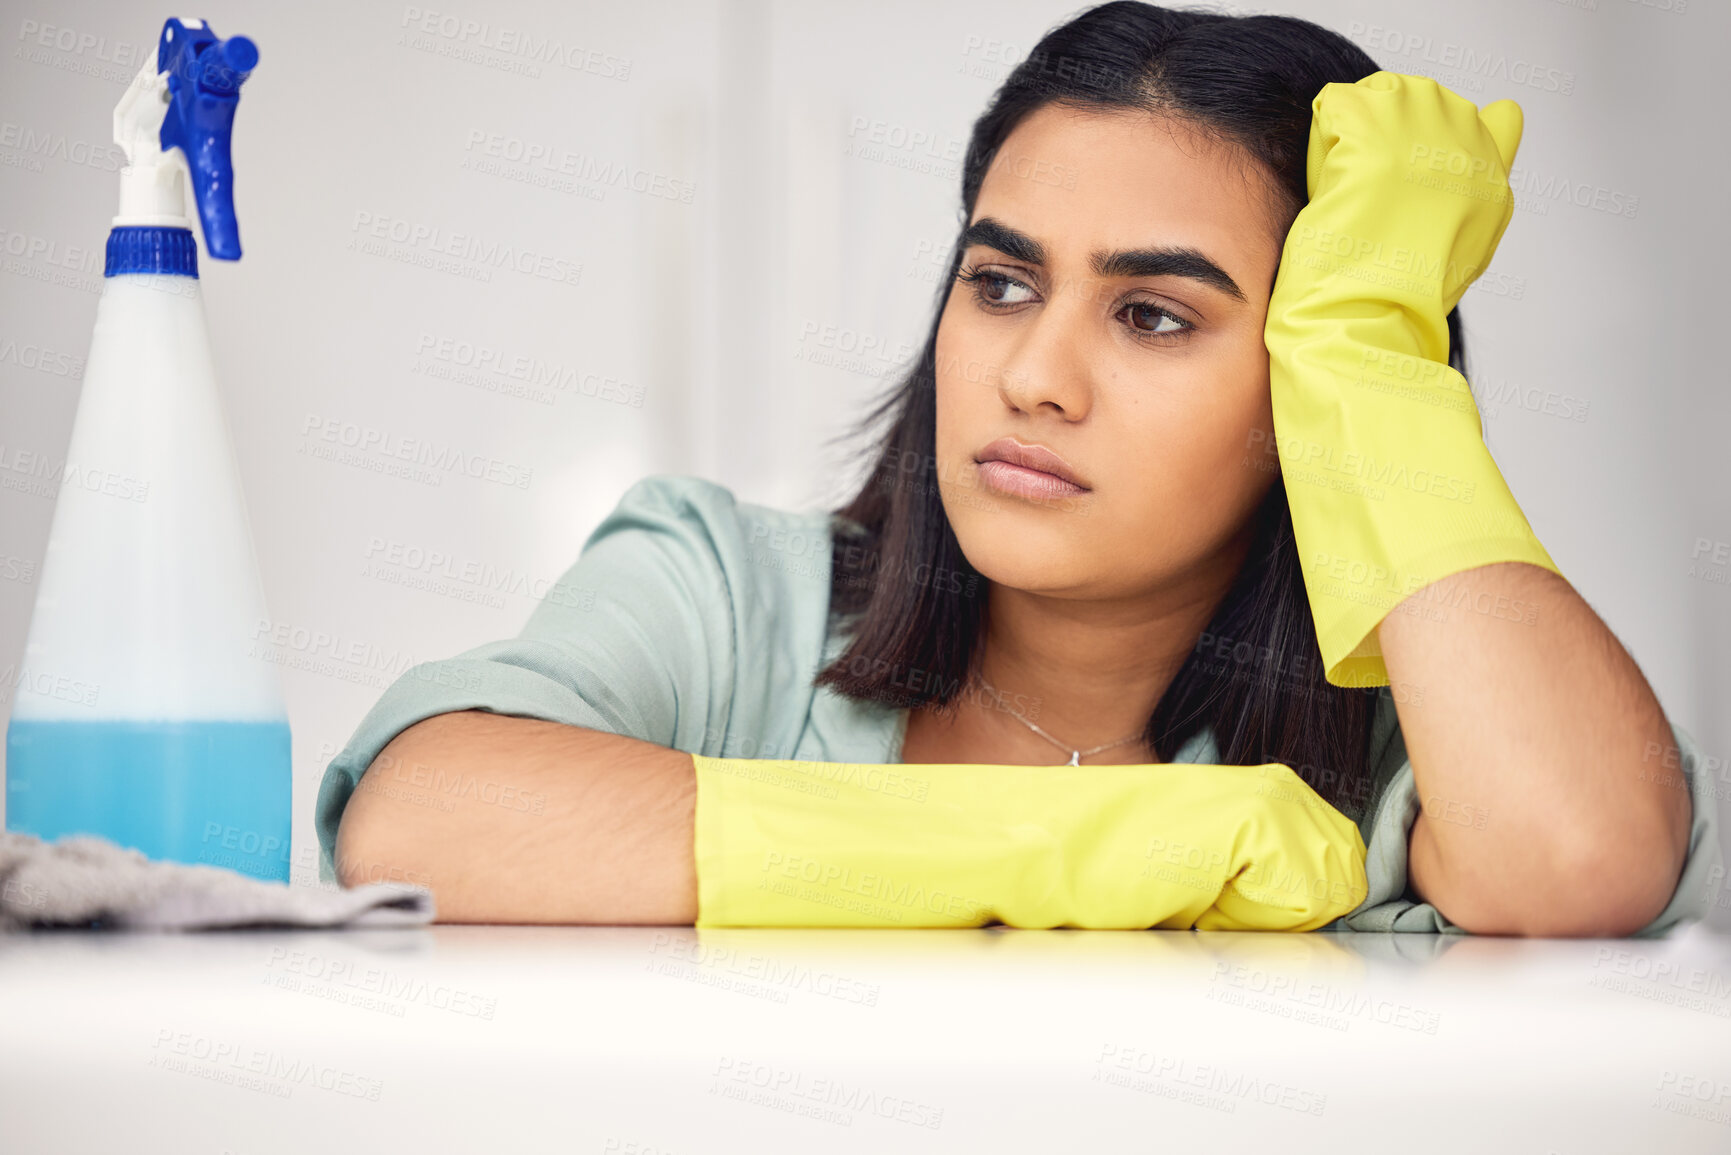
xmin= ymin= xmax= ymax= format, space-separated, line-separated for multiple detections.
xmin=334 ymin=710 xmax=699 ymax=925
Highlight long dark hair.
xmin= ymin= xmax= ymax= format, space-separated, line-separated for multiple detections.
xmin=812 ymin=1 xmax=1467 ymax=822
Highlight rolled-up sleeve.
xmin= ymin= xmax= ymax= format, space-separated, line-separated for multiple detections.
xmin=312 ymin=474 xmax=743 ymax=884
xmin=1338 ymin=702 xmax=1725 ymax=937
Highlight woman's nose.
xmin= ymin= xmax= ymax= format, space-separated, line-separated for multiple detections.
xmin=993 ymin=275 xmax=1100 ymax=418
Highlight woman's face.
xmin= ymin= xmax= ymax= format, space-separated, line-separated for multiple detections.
xmin=934 ymin=102 xmax=1289 ymax=601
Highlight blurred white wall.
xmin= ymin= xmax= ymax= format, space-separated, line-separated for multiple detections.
xmin=2 ymin=0 xmax=1726 ymax=919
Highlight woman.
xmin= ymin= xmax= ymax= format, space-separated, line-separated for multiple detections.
xmin=318 ymin=2 xmax=1720 ymax=935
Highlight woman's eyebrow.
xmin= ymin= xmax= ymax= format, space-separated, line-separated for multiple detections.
xmin=961 ymin=216 xmax=1246 ymax=303
xmin=961 ymin=217 xmax=1047 ymax=265
xmin=1094 ymin=245 xmax=1246 ymax=303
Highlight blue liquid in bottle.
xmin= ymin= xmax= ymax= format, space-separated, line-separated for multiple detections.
xmin=6 ymin=718 xmax=292 ymax=882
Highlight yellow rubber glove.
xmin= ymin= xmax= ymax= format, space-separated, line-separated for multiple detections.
xmin=1264 ymin=71 xmax=1565 ymax=688
xmin=691 ymin=754 xmax=1368 ymax=931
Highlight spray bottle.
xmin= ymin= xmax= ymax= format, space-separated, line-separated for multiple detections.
xmin=5 ymin=18 xmax=291 ymax=882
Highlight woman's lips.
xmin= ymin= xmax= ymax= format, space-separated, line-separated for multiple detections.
xmin=976 ymin=459 xmax=1090 ymax=501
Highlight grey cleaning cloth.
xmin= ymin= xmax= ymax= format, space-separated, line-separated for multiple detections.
xmin=0 ymin=831 xmax=434 ymax=931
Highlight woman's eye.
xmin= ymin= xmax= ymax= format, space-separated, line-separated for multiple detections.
xmin=1121 ymin=301 xmax=1192 ymax=337
xmin=957 ymin=264 xmax=1193 ymax=342
xmin=957 ymin=265 xmax=1037 ymax=307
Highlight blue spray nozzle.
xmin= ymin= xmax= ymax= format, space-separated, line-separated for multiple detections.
xmin=157 ymin=18 xmax=258 ymax=261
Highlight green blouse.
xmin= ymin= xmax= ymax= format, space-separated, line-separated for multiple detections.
xmin=314 ymin=473 xmax=1724 ymax=934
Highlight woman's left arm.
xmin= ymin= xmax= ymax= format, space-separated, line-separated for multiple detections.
xmin=1263 ymin=72 xmax=1697 ymax=937
xmin=1379 ymin=559 xmax=1692 ymax=936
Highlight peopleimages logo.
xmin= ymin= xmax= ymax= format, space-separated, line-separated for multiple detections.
xmin=0 ymin=334 xmax=86 ymax=379
xmin=399 ymin=7 xmax=633 ymax=79
xmin=348 ymin=211 xmax=583 ymax=288
xmin=413 ymin=333 xmax=645 ymax=407
xmin=299 ymin=414 xmax=534 ymax=490
xmin=462 ymin=130 xmax=694 ymax=203
xmin=1345 ymin=22 xmax=1576 ymax=95
xmin=149 ymin=1029 xmax=384 ymax=1101
xmin=14 ymin=20 xmax=151 ymax=66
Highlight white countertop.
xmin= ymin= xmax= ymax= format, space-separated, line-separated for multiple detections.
xmin=4 ymin=922 xmax=1731 ymax=1153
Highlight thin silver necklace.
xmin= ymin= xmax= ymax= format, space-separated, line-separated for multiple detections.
xmin=975 ymin=673 xmax=1146 ymax=766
